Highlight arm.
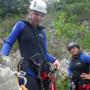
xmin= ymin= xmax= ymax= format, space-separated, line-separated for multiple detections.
xmin=80 ymin=53 xmax=90 ymax=80
xmin=1 ymin=21 xmax=25 ymax=56
xmin=81 ymin=53 xmax=90 ymax=64
xmin=42 ymin=31 xmax=56 ymax=63
xmin=80 ymin=73 xmax=90 ymax=80
xmin=42 ymin=31 xmax=60 ymax=69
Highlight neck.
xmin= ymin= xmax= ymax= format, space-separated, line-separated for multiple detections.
xmin=72 ymin=51 xmax=82 ymax=58
xmin=29 ymin=19 xmax=38 ymax=28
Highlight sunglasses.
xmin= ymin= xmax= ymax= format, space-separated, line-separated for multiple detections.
xmin=33 ymin=11 xmax=45 ymax=17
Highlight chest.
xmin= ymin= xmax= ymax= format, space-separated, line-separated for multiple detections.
xmin=70 ymin=58 xmax=88 ymax=72
xmin=18 ymin=26 xmax=44 ymax=46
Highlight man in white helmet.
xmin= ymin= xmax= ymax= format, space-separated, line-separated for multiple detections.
xmin=1 ymin=0 xmax=60 ymax=90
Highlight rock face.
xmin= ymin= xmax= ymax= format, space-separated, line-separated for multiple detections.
xmin=0 ymin=66 xmax=20 ymax=90
xmin=10 ymin=50 xmax=21 ymax=70
xmin=0 ymin=50 xmax=21 ymax=90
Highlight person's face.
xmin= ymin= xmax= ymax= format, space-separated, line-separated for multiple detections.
xmin=30 ymin=10 xmax=45 ymax=25
xmin=69 ymin=46 xmax=79 ymax=56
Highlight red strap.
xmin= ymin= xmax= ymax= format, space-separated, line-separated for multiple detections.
xmin=78 ymin=85 xmax=90 ymax=90
xmin=41 ymin=72 xmax=48 ymax=80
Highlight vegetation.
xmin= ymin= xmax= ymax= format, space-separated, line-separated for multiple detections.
xmin=0 ymin=0 xmax=90 ymax=90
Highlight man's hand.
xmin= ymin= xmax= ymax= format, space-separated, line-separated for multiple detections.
xmin=53 ymin=59 xmax=60 ymax=69
xmin=80 ymin=73 xmax=90 ymax=80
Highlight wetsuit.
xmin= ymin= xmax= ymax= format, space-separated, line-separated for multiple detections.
xmin=1 ymin=20 xmax=56 ymax=90
xmin=68 ymin=52 xmax=90 ymax=90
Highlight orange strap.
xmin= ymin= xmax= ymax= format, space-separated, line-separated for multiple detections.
xmin=20 ymin=85 xmax=28 ymax=90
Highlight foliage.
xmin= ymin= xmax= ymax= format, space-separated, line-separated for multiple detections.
xmin=53 ymin=11 xmax=90 ymax=50
xmin=46 ymin=8 xmax=90 ymax=59
xmin=0 ymin=15 xmax=23 ymax=38
xmin=0 ymin=0 xmax=29 ymax=18
xmin=0 ymin=15 xmax=24 ymax=50
xmin=0 ymin=0 xmax=90 ymax=89
xmin=49 ymin=0 xmax=90 ymax=21
xmin=46 ymin=0 xmax=90 ymax=89
xmin=55 ymin=12 xmax=79 ymax=37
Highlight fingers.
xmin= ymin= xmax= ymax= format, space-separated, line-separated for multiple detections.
xmin=53 ymin=59 xmax=60 ymax=70
xmin=80 ymin=73 xmax=90 ymax=80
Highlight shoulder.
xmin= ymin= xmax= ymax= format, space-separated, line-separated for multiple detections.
xmin=15 ymin=20 xmax=26 ymax=25
xmin=80 ymin=52 xmax=90 ymax=62
xmin=80 ymin=52 xmax=90 ymax=57
xmin=13 ymin=20 xmax=26 ymax=29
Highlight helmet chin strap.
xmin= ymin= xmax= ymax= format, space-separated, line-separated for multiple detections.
xmin=29 ymin=18 xmax=38 ymax=28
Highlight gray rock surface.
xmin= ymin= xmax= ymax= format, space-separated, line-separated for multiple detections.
xmin=0 ymin=66 xmax=20 ymax=90
xmin=0 ymin=50 xmax=21 ymax=90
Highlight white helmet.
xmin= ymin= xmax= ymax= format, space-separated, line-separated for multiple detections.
xmin=29 ymin=0 xmax=47 ymax=14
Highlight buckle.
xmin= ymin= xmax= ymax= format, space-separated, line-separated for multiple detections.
xmin=20 ymin=71 xmax=26 ymax=76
